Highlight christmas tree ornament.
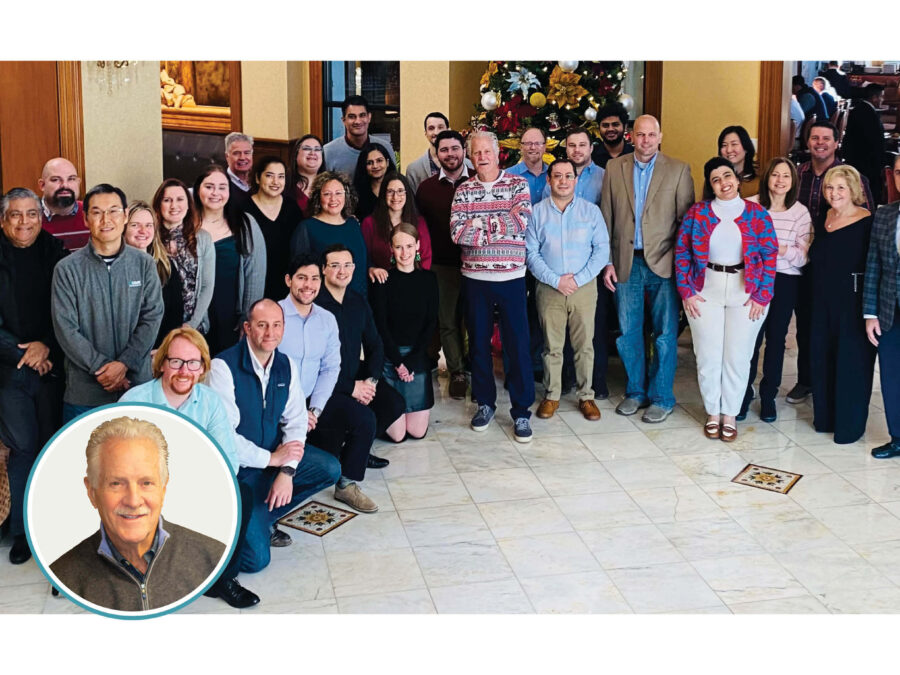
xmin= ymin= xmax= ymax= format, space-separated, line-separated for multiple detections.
xmin=506 ymin=67 xmax=540 ymax=97
xmin=529 ymin=92 xmax=547 ymax=108
xmin=617 ymin=93 xmax=634 ymax=113
xmin=558 ymin=61 xmax=579 ymax=73
xmin=481 ymin=91 xmax=500 ymax=111
xmin=584 ymin=107 xmax=598 ymax=122
xmin=547 ymin=113 xmax=561 ymax=132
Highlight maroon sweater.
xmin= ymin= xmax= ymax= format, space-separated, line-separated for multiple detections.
xmin=42 ymin=200 xmax=89 ymax=251
xmin=415 ymin=173 xmax=466 ymax=267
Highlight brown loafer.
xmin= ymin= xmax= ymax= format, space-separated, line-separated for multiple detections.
xmin=578 ymin=399 xmax=601 ymax=421
xmin=536 ymin=398 xmax=559 ymax=419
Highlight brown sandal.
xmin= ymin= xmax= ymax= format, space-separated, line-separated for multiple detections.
xmin=720 ymin=424 xmax=738 ymax=443
xmin=704 ymin=421 xmax=720 ymax=439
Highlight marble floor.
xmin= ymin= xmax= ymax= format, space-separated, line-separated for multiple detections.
xmin=2 ymin=328 xmax=898 ymax=615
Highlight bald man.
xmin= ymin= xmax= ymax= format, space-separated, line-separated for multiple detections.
xmin=39 ymin=157 xmax=88 ymax=250
xmin=600 ymin=115 xmax=694 ymax=423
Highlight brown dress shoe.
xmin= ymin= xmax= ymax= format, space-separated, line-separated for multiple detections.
xmin=578 ymin=399 xmax=602 ymax=421
xmin=536 ymin=398 xmax=559 ymax=419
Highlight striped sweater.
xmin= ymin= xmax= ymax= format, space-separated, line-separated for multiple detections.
xmin=449 ymin=170 xmax=532 ymax=281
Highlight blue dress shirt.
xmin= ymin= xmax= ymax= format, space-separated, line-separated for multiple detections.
xmin=542 ymin=161 xmax=605 ymax=205
xmin=507 ymin=161 xmax=548 ymax=205
xmin=633 ymin=153 xmax=658 ymax=250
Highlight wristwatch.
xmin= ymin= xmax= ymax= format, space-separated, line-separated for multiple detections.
xmin=279 ymin=465 xmax=296 ymax=477
xmin=310 ymin=407 xmax=322 ymax=418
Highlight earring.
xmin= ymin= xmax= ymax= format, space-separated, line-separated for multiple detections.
xmin=390 ymin=255 xmax=395 ymax=264
xmin=415 ymin=252 xmax=421 ymax=262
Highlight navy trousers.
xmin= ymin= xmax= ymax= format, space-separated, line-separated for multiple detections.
xmin=878 ymin=319 xmax=900 ymax=442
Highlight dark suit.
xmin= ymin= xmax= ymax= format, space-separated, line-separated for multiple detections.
xmin=864 ymin=202 xmax=900 ymax=441
xmin=843 ymin=100 xmax=886 ymax=204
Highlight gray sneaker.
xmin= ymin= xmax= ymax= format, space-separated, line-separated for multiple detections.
xmin=616 ymin=397 xmax=650 ymax=416
xmin=641 ymin=404 xmax=672 ymax=423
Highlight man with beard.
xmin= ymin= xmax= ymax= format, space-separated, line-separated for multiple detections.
xmin=591 ymin=103 xmax=634 ymax=169
xmin=542 ymin=129 xmax=604 ymax=205
xmin=416 ymin=130 xmax=471 ymax=399
xmin=507 ymin=127 xmax=549 ymax=205
xmin=39 ymin=157 xmax=88 ymax=250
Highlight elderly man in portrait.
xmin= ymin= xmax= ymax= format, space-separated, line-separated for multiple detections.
xmin=50 ymin=416 xmax=227 ymax=612
xmin=120 ymin=326 xmax=259 ymax=608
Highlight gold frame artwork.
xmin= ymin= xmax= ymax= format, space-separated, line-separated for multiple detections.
xmin=160 ymin=61 xmax=242 ymax=133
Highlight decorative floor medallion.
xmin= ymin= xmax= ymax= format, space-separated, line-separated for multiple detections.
xmin=732 ymin=463 xmax=802 ymax=494
xmin=279 ymin=501 xmax=357 ymax=536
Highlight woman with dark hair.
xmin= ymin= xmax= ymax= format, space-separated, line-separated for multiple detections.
xmin=288 ymin=134 xmax=326 ymax=217
xmin=193 ymin=164 xmax=266 ymax=355
xmin=808 ymin=164 xmax=876 ymax=444
xmin=245 ymin=155 xmax=303 ymax=300
xmin=352 ymin=142 xmax=396 ymax=221
xmin=360 ymin=171 xmax=433 ymax=283
xmin=152 ymin=178 xmax=214 ymax=333
xmin=124 ymin=201 xmax=184 ymax=348
xmin=675 ymin=157 xmax=777 ymax=442
xmin=370 ymin=223 xmax=439 ymax=439
xmin=289 ymin=171 xmax=369 ymax=296
xmin=718 ymin=125 xmax=758 ymax=196
xmin=738 ymin=157 xmax=812 ymax=422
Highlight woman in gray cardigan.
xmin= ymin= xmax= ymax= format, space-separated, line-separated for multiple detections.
xmin=193 ymin=165 xmax=266 ymax=355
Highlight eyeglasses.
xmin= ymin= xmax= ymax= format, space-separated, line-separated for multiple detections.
xmin=165 ymin=357 xmax=203 ymax=371
xmin=300 ymin=145 xmax=323 ymax=154
xmin=321 ymin=191 xmax=345 ymax=199
xmin=552 ymin=173 xmax=577 ymax=180
xmin=385 ymin=188 xmax=406 ymax=197
xmin=87 ymin=206 xmax=124 ymax=220
xmin=326 ymin=262 xmax=356 ymax=271
xmin=521 ymin=141 xmax=545 ymax=148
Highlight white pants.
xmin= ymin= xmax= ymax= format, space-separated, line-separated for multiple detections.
xmin=686 ymin=269 xmax=767 ymax=416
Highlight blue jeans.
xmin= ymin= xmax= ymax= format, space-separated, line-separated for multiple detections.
xmin=236 ymin=444 xmax=341 ymax=573
xmin=62 ymin=402 xmax=98 ymax=425
xmin=614 ymin=256 xmax=679 ymax=409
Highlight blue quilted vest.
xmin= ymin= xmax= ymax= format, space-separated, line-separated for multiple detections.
xmin=218 ymin=339 xmax=291 ymax=452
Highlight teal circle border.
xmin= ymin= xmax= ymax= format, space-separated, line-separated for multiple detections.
xmin=23 ymin=401 xmax=242 ymax=620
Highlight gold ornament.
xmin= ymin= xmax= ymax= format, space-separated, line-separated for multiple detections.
xmin=529 ymin=92 xmax=547 ymax=108
xmin=480 ymin=61 xmax=499 ymax=89
xmin=546 ymin=66 xmax=588 ymax=109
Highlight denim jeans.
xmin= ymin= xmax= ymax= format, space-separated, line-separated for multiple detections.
xmin=614 ymin=256 xmax=679 ymax=409
xmin=236 ymin=444 xmax=341 ymax=573
xmin=0 ymin=367 xmax=63 ymax=536
xmin=62 ymin=402 xmax=98 ymax=425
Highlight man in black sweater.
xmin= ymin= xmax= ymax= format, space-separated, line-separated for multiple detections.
xmin=311 ymin=244 xmax=405 ymax=513
xmin=0 ymin=187 xmax=68 ymax=565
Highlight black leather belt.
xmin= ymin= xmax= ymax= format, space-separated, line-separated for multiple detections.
xmin=706 ymin=262 xmax=745 ymax=273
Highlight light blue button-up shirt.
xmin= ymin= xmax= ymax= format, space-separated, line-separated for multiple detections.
xmin=277 ymin=296 xmax=341 ymax=413
xmin=526 ymin=195 xmax=610 ymax=289
xmin=633 ymin=152 xmax=658 ymax=250
xmin=120 ymin=379 xmax=239 ymax=474
xmin=507 ymin=160 xmax=548 ymax=205
xmin=542 ymin=161 xmax=605 ymax=205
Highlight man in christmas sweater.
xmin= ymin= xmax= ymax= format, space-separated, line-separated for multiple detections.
xmin=450 ymin=131 xmax=535 ymax=442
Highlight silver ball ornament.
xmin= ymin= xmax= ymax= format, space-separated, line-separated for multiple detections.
xmin=618 ymin=93 xmax=634 ymax=114
xmin=481 ymin=91 xmax=500 ymax=111
xmin=558 ymin=61 xmax=579 ymax=73
xmin=584 ymin=107 xmax=598 ymax=122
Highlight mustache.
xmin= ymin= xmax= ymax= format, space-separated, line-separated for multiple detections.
xmin=115 ymin=509 xmax=150 ymax=518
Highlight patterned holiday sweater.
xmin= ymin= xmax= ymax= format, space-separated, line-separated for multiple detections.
xmin=449 ymin=170 xmax=532 ymax=281
xmin=675 ymin=199 xmax=778 ymax=305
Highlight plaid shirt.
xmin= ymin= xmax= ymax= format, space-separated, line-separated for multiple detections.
xmin=797 ymin=158 xmax=874 ymax=223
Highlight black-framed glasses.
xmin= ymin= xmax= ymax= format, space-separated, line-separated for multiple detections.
xmin=165 ymin=358 xmax=203 ymax=371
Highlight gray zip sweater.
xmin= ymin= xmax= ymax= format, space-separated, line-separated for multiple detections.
xmin=51 ymin=241 xmax=163 ymax=406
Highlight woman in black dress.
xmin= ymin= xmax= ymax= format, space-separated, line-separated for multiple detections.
xmin=370 ymin=222 xmax=439 ymax=439
xmin=245 ymin=155 xmax=303 ymax=300
xmin=352 ymin=142 xmax=396 ymax=221
xmin=809 ymin=164 xmax=876 ymax=444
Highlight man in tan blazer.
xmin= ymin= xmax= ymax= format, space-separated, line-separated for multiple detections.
xmin=600 ymin=115 xmax=694 ymax=422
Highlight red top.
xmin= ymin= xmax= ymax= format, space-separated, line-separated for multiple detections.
xmin=360 ymin=214 xmax=432 ymax=270
xmin=42 ymin=200 xmax=89 ymax=250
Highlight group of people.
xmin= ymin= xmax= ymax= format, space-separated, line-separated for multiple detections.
xmin=3 ymin=91 xmax=900 ymax=612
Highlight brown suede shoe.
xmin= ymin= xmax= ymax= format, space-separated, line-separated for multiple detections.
xmin=579 ymin=399 xmax=602 ymax=421
xmin=536 ymin=398 xmax=559 ymax=419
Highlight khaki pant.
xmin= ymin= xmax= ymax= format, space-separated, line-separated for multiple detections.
xmin=535 ymin=280 xmax=597 ymax=401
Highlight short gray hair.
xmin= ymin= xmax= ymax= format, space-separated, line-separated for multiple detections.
xmin=0 ymin=187 xmax=41 ymax=221
xmin=85 ymin=417 xmax=170 ymax=488
xmin=466 ymin=130 xmax=500 ymax=158
xmin=225 ymin=132 xmax=254 ymax=151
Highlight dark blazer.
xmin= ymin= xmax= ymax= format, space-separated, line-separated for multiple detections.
xmin=863 ymin=201 xmax=900 ymax=332
xmin=843 ymin=101 xmax=885 ymax=179
xmin=600 ymin=152 xmax=695 ymax=283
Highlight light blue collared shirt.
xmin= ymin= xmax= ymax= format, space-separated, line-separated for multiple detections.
xmin=507 ymin=160 xmax=548 ymax=205
xmin=526 ymin=195 xmax=610 ymax=289
xmin=633 ymin=153 xmax=658 ymax=250
xmin=120 ymin=379 xmax=239 ymax=474
xmin=277 ymin=297 xmax=341 ymax=413
xmin=98 ymin=517 xmax=168 ymax=583
xmin=542 ymin=161 xmax=605 ymax=205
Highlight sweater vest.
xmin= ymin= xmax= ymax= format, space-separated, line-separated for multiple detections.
xmin=218 ymin=339 xmax=291 ymax=452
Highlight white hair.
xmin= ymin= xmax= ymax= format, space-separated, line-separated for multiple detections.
xmin=85 ymin=417 xmax=169 ymax=488
xmin=225 ymin=132 xmax=254 ymax=151
xmin=466 ymin=130 xmax=500 ymax=158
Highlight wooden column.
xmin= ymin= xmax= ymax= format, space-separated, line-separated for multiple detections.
xmin=757 ymin=61 xmax=792 ymax=166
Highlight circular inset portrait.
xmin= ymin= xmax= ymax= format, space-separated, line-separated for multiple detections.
xmin=24 ymin=403 xmax=239 ymax=619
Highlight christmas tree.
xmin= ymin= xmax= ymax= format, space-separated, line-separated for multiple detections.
xmin=471 ymin=61 xmax=630 ymax=167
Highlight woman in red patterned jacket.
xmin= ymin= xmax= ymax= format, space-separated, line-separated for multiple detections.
xmin=675 ymin=157 xmax=778 ymax=442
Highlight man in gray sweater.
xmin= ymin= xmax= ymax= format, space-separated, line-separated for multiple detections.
xmin=51 ymin=184 xmax=163 ymax=423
